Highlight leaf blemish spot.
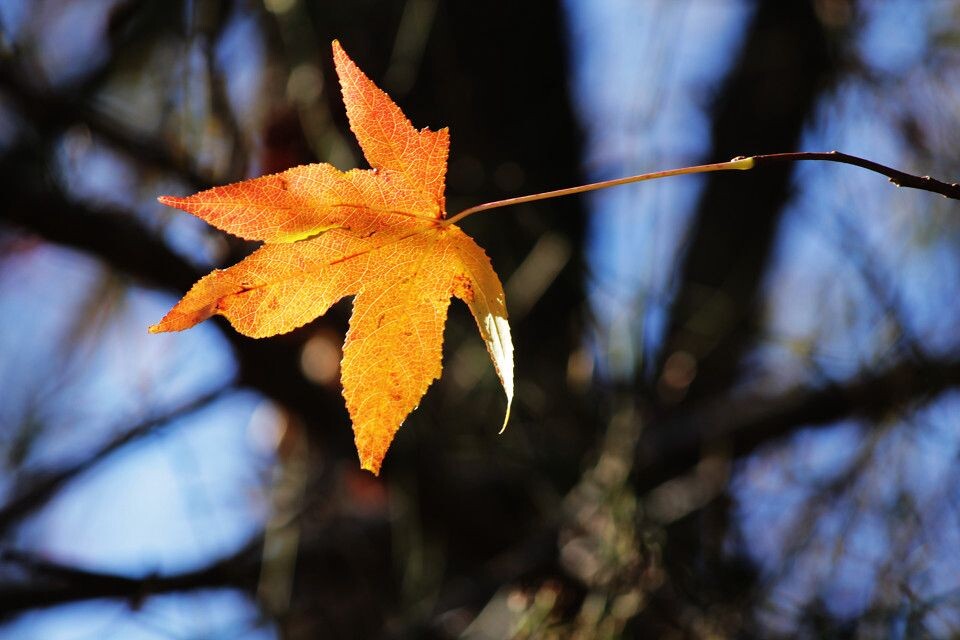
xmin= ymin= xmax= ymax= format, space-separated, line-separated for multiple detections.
xmin=453 ymin=274 xmax=474 ymax=302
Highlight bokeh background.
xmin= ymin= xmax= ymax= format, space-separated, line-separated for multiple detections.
xmin=2 ymin=0 xmax=960 ymax=638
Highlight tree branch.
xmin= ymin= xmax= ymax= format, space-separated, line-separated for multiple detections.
xmin=0 ymin=539 xmax=259 ymax=616
xmin=637 ymin=354 xmax=960 ymax=491
xmin=0 ymin=62 xmax=212 ymax=190
xmin=2 ymin=190 xmax=203 ymax=294
xmin=0 ymin=386 xmax=232 ymax=535
xmin=0 ymin=514 xmax=393 ymax=617
xmin=749 ymin=151 xmax=960 ymax=200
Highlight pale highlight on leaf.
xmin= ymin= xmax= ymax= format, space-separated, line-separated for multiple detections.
xmin=447 ymin=228 xmax=514 ymax=432
xmin=152 ymin=41 xmax=513 ymax=474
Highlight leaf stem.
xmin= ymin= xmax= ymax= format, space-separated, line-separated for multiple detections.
xmin=445 ymin=151 xmax=960 ymax=225
xmin=443 ymin=158 xmax=754 ymax=226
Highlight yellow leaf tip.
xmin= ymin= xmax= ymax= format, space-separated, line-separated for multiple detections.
xmin=498 ymin=399 xmax=512 ymax=435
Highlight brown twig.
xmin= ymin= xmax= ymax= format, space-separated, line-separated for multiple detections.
xmin=748 ymin=151 xmax=960 ymax=200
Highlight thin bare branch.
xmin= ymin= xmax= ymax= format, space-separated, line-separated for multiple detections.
xmin=0 ymin=386 xmax=233 ymax=535
xmin=638 ymin=354 xmax=960 ymax=491
xmin=750 ymin=151 xmax=960 ymax=200
xmin=0 ymin=538 xmax=259 ymax=615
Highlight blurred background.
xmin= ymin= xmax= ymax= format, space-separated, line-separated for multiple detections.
xmin=1 ymin=0 xmax=960 ymax=638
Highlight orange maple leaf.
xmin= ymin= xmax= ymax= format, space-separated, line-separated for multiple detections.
xmin=151 ymin=41 xmax=513 ymax=474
